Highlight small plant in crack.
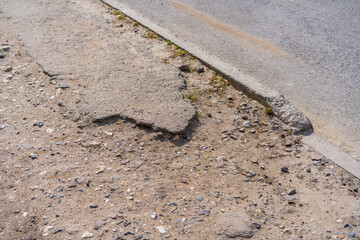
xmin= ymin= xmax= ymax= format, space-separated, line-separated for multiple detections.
xmin=112 ymin=10 xmax=126 ymax=20
xmin=111 ymin=10 xmax=121 ymax=15
xmin=263 ymin=103 xmax=273 ymax=115
xmin=184 ymin=92 xmax=198 ymax=103
xmin=171 ymin=49 xmax=189 ymax=58
xmin=195 ymin=111 xmax=201 ymax=121
xmin=161 ymin=58 xmax=169 ymax=64
xmin=142 ymin=30 xmax=158 ymax=39
xmin=209 ymin=72 xmax=230 ymax=95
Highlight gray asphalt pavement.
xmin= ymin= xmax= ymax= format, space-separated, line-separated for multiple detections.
xmin=110 ymin=0 xmax=360 ymax=158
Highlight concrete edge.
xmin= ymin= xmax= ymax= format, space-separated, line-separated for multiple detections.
xmin=102 ymin=0 xmax=360 ymax=180
xmin=303 ymin=134 xmax=360 ymax=179
xmin=101 ymin=0 xmax=313 ymax=134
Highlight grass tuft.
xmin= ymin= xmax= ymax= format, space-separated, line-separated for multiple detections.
xmin=171 ymin=49 xmax=189 ymax=58
xmin=142 ymin=30 xmax=158 ymax=39
xmin=195 ymin=111 xmax=200 ymax=121
xmin=184 ymin=92 xmax=198 ymax=103
xmin=263 ymin=103 xmax=273 ymax=115
xmin=209 ymin=72 xmax=230 ymax=95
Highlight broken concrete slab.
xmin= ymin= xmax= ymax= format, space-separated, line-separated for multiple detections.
xmin=102 ymin=0 xmax=313 ymax=134
xmin=0 ymin=0 xmax=195 ymax=134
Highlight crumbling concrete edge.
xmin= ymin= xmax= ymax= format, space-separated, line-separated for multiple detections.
xmin=102 ymin=0 xmax=360 ymax=180
xmin=303 ymin=134 xmax=360 ymax=179
xmin=102 ymin=0 xmax=312 ymax=134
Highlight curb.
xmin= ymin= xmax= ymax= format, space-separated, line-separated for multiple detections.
xmin=303 ymin=134 xmax=360 ymax=179
xmin=101 ymin=0 xmax=313 ymax=134
xmin=102 ymin=0 xmax=360 ymax=180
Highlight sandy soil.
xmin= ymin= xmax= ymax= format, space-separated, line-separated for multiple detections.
xmin=0 ymin=1 xmax=359 ymax=239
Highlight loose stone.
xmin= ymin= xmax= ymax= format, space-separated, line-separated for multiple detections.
xmin=150 ymin=212 xmax=157 ymax=220
xmin=179 ymin=65 xmax=190 ymax=72
xmin=287 ymin=196 xmax=296 ymax=204
xmin=67 ymin=227 xmax=79 ymax=235
xmin=81 ymin=231 xmax=94 ymax=239
xmin=196 ymin=67 xmax=204 ymax=73
xmin=288 ymin=189 xmax=296 ymax=195
xmin=281 ymin=167 xmax=289 ymax=173
xmin=4 ymin=66 xmax=12 ymax=72
xmin=93 ymin=221 xmax=106 ymax=230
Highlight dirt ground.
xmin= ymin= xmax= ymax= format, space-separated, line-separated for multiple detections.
xmin=0 ymin=0 xmax=359 ymax=239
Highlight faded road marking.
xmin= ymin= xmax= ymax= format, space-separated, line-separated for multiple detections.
xmin=168 ymin=0 xmax=290 ymax=58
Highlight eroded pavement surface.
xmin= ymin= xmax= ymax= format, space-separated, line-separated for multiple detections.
xmin=0 ymin=0 xmax=195 ymax=134
xmin=0 ymin=0 xmax=359 ymax=239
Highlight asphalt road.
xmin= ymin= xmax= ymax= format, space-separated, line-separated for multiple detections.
xmin=110 ymin=0 xmax=360 ymax=158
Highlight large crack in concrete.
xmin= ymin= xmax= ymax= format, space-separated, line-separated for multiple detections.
xmin=0 ymin=0 xmax=195 ymax=134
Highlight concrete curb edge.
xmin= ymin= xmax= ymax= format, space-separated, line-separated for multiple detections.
xmin=101 ymin=0 xmax=360 ymax=179
xmin=303 ymin=134 xmax=360 ymax=179
xmin=102 ymin=0 xmax=313 ymax=134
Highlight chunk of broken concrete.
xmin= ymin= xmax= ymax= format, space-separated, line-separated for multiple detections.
xmin=218 ymin=212 xmax=253 ymax=238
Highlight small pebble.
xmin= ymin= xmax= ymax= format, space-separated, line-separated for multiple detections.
xmin=33 ymin=121 xmax=44 ymax=127
xmin=348 ymin=232 xmax=356 ymax=238
xmin=196 ymin=195 xmax=203 ymax=202
xmin=198 ymin=209 xmax=210 ymax=216
xmin=287 ymin=196 xmax=296 ymax=204
xmin=93 ymin=221 xmax=106 ymax=230
xmin=4 ymin=66 xmax=12 ymax=72
xmin=156 ymin=226 xmax=166 ymax=234
xmin=288 ymin=189 xmax=296 ymax=195
xmin=179 ymin=65 xmax=190 ymax=72
xmin=81 ymin=231 xmax=94 ymax=239
xmin=1 ymin=46 xmax=10 ymax=52
xmin=150 ymin=212 xmax=157 ymax=220
xmin=196 ymin=67 xmax=204 ymax=73
xmin=67 ymin=227 xmax=79 ymax=235
xmin=53 ymin=228 xmax=63 ymax=234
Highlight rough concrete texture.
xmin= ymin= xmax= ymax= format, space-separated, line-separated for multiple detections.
xmin=221 ymin=68 xmax=313 ymax=134
xmin=103 ymin=0 xmax=312 ymax=134
xmin=0 ymin=0 xmax=195 ymax=134
xmin=102 ymin=0 xmax=360 ymax=159
xmin=218 ymin=212 xmax=253 ymax=238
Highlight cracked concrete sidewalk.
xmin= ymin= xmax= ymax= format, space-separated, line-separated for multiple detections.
xmin=0 ymin=0 xmax=195 ymax=134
